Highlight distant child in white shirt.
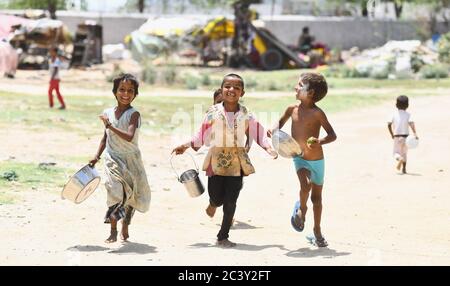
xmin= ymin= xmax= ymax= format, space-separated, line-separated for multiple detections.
xmin=387 ymin=95 xmax=418 ymax=174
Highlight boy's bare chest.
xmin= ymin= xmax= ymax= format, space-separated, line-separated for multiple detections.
xmin=292 ymin=109 xmax=319 ymax=129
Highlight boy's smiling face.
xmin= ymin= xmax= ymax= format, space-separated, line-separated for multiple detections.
xmin=115 ymin=80 xmax=136 ymax=105
xmin=221 ymin=77 xmax=245 ymax=105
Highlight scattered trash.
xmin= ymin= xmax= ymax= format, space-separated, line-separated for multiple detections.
xmin=38 ymin=162 xmax=56 ymax=170
xmin=103 ymin=43 xmax=131 ymax=61
xmin=339 ymin=39 xmax=443 ymax=79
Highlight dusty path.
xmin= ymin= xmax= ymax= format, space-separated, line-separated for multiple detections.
xmin=1 ymin=93 xmax=449 ymax=265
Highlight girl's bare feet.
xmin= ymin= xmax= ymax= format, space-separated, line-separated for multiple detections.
xmin=206 ymin=204 xmax=216 ymax=218
xmin=105 ymin=228 xmax=118 ymax=243
xmin=216 ymin=238 xmax=236 ymax=248
xmin=121 ymin=223 xmax=129 ymax=241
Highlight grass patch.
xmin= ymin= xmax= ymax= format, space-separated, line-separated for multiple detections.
xmin=0 ymin=161 xmax=73 ymax=203
xmin=0 ymin=191 xmax=15 ymax=204
xmin=2 ymin=91 xmax=379 ymax=135
xmin=139 ymin=67 xmax=450 ymax=91
xmin=0 ymin=92 xmax=109 ymax=136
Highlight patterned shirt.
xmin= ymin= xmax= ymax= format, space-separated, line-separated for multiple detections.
xmin=190 ymin=103 xmax=270 ymax=176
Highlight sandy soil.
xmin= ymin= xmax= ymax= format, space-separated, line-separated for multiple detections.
xmin=0 ymin=79 xmax=449 ymax=265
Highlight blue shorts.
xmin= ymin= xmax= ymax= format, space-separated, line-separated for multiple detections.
xmin=293 ymin=156 xmax=325 ymax=185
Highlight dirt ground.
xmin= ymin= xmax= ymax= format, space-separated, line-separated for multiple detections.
xmin=0 ymin=75 xmax=449 ymax=266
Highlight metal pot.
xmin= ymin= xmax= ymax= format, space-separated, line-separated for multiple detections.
xmin=61 ymin=164 xmax=101 ymax=204
xmin=170 ymin=153 xmax=205 ymax=198
xmin=272 ymin=129 xmax=303 ymax=158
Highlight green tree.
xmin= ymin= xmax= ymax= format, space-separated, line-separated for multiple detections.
xmin=122 ymin=0 xmax=143 ymax=13
xmin=138 ymin=0 xmax=144 ymax=13
xmin=404 ymin=0 xmax=449 ymax=37
xmin=6 ymin=0 xmax=67 ymax=19
xmin=188 ymin=0 xmax=233 ymax=9
xmin=330 ymin=0 xmax=449 ymax=21
xmin=80 ymin=0 xmax=88 ymax=11
xmin=122 ymin=0 xmax=234 ymax=14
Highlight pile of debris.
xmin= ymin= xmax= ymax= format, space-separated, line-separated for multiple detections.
xmin=341 ymin=39 xmax=442 ymax=79
xmin=7 ymin=17 xmax=72 ymax=69
xmin=126 ymin=16 xmax=208 ymax=65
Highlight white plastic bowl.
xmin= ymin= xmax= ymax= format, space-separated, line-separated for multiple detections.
xmin=272 ymin=129 xmax=303 ymax=158
xmin=406 ymin=135 xmax=419 ymax=149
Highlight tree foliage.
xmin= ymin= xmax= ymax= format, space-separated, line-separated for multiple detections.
xmin=329 ymin=0 xmax=449 ymax=19
xmin=5 ymin=0 xmax=66 ymax=10
xmin=5 ymin=0 xmax=67 ymax=19
xmin=123 ymin=0 xmax=235 ymax=13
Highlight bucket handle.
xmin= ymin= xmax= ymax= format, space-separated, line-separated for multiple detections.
xmin=170 ymin=152 xmax=199 ymax=181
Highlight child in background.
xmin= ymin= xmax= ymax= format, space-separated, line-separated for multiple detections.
xmin=48 ymin=47 xmax=66 ymax=110
xmin=213 ymin=88 xmax=222 ymax=104
xmin=387 ymin=95 xmax=418 ymax=174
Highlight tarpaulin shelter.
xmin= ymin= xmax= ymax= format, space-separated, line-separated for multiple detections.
xmin=127 ymin=13 xmax=309 ymax=70
xmin=191 ymin=16 xmax=234 ymax=40
xmin=138 ymin=16 xmax=207 ymax=37
xmin=8 ymin=17 xmax=71 ymax=69
xmin=128 ymin=16 xmax=209 ymax=62
xmin=12 ymin=18 xmax=71 ymax=46
xmin=0 ymin=14 xmax=32 ymax=40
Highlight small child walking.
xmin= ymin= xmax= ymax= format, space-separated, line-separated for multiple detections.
xmin=387 ymin=95 xmax=419 ymax=174
xmin=89 ymin=73 xmax=151 ymax=243
xmin=48 ymin=47 xmax=66 ymax=109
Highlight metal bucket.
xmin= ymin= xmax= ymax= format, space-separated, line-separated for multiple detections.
xmin=61 ymin=164 xmax=101 ymax=204
xmin=170 ymin=153 xmax=205 ymax=198
xmin=272 ymin=129 xmax=303 ymax=158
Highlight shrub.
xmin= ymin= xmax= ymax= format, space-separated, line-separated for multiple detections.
xmin=142 ymin=62 xmax=157 ymax=84
xmin=369 ymin=66 xmax=389 ymax=79
xmin=184 ymin=75 xmax=199 ymax=90
xmin=162 ymin=64 xmax=177 ymax=85
xmin=267 ymin=81 xmax=281 ymax=91
xmin=410 ymin=52 xmax=425 ymax=73
xmin=245 ymin=77 xmax=258 ymax=89
xmin=322 ymin=64 xmax=368 ymax=78
xmin=200 ymin=73 xmax=211 ymax=86
xmin=438 ymin=32 xmax=450 ymax=64
xmin=420 ymin=64 xmax=449 ymax=79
